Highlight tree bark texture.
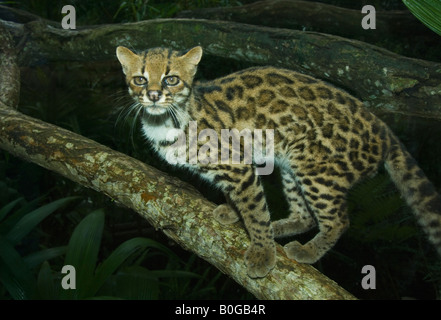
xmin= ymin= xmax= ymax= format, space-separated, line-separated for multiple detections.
xmin=1 ymin=6 xmax=441 ymax=121
xmin=0 ymin=15 xmax=356 ymax=300
xmin=0 ymin=23 xmax=20 ymax=108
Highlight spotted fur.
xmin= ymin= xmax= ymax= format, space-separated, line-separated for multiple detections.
xmin=117 ymin=46 xmax=441 ymax=278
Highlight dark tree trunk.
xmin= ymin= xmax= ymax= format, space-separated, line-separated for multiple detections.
xmin=177 ymin=0 xmax=438 ymax=54
xmin=1 ymin=5 xmax=440 ymax=121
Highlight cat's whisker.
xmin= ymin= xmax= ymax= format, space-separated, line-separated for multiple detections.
xmin=115 ymin=101 xmax=137 ymax=127
xmin=114 ymin=101 xmax=145 ymax=148
xmin=129 ymin=103 xmax=144 ymax=146
xmin=168 ymin=103 xmax=186 ymax=128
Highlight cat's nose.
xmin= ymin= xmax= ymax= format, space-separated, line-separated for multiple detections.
xmin=147 ymin=90 xmax=162 ymax=102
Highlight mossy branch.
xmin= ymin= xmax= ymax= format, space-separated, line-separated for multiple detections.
xmin=1 ymin=5 xmax=441 ymax=120
xmin=177 ymin=0 xmax=438 ymax=49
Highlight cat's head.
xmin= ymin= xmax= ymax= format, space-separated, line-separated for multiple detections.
xmin=116 ymin=46 xmax=202 ymax=116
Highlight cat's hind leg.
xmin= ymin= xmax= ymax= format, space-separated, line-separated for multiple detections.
xmin=219 ymin=166 xmax=276 ymax=278
xmin=283 ymin=175 xmax=350 ymax=264
xmin=272 ymin=169 xmax=316 ymax=238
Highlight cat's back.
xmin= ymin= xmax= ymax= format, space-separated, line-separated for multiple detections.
xmin=193 ymin=66 xmax=368 ymax=130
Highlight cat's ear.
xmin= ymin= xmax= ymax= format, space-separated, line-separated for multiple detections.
xmin=116 ymin=46 xmax=138 ymax=75
xmin=182 ymin=46 xmax=203 ymax=66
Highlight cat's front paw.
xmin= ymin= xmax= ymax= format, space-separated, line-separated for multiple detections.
xmin=213 ymin=204 xmax=239 ymax=225
xmin=284 ymin=241 xmax=319 ymax=264
xmin=245 ymin=243 xmax=276 ymax=278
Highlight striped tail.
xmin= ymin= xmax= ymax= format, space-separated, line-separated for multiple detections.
xmin=384 ymin=135 xmax=441 ymax=256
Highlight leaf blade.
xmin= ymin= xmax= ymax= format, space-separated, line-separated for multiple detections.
xmin=6 ymin=196 xmax=78 ymax=245
xmin=90 ymin=237 xmax=177 ymax=296
xmin=61 ymin=209 xmax=105 ymax=299
xmin=0 ymin=235 xmax=36 ymax=299
xmin=403 ymin=0 xmax=441 ymax=36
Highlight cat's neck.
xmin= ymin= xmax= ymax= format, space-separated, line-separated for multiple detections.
xmin=140 ymin=94 xmax=195 ymax=144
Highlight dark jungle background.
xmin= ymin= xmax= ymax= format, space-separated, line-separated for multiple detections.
xmin=1 ymin=0 xmax=440 ymax=300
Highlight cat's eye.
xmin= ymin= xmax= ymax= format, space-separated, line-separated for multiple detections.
xmin=133 ymin=76 xmax=147 ymax=86
xmin=164 ymin=76 xmax=180 ymax=86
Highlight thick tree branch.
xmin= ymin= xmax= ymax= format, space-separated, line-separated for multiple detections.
xmin=177 ymin=0 xmax=439 ymax=52
xmin=0 ymin=23 xmax=20 ymax=108
xmin=0 ymin=21 xmax=355 ymax=299
xmin=1 ymin=6 xmax=440 ymax=121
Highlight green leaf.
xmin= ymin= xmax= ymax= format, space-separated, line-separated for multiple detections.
xmin=403 ymin=0 xmax=441 ymax=36
xmin=37 ymin=261 xmax=58 ymax=300
xmin=61 ymin=209 xmax=105 ymax=299
xmin=111 ymin=266 xmax=160 ymax=300
xmin=6 ymin=197 xmax=79 ymax=245
xmin=24 ymin=246 xmax=68 ymax=269
xmin=0 ymin=197 xmax=24 ymax=223
xmin=0 ymin=235 xmax=35 ymax=299
xmin=0 ymin=197 xmax=41 ymax=234
xmin=90 ymin=237 xmax=177 ymax=296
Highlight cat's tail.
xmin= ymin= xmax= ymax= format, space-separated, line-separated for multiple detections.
xmin=384 ymin=134 xmax=441 ymax=256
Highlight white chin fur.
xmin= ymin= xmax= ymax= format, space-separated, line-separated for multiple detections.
xmin=145 ymin=106 xmax=167 ymax=115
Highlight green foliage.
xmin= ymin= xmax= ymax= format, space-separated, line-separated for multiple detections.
xmin=0 ymin=189 xmax=246 ymax=299
xmin=403 ymin=0 xmax=441 ymax=36
xmin=58 ymin=209 xmax=193 ymax=300
xmin=346 ymin=173 xmax=417 ymax=244
xmin=54 ymin=209 xmax=249 ymax=299
xmin=11 ymin=0 xmax=243 ymax=24
xmin=324 ymin=173 xmax=441 ymax=299
xmin=113 ymin=0 xmax=180 ymax=21
xmin=0 ymin=196 xmax=77 ymax=299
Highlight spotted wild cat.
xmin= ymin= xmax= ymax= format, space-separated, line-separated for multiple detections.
xmin=116 ymin=45 xmax=441 ymax=278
